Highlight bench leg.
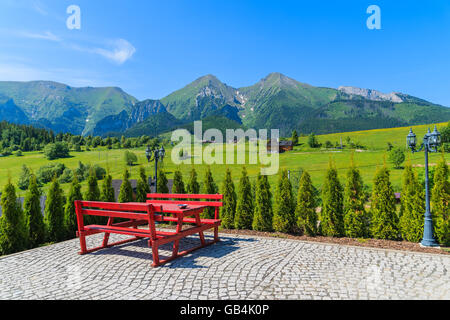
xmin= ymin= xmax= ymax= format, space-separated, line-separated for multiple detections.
xmin=150 ymin=240 xmax=160 ymax=267
xmin=102 ymin=217 xmax=114 ymax=248
xmin=194 ymin=213 xmax=206 ymax=245
xmin=171 ymin=216 xmax=184 ymax=258
xmin=214 ymin=226 xmax=219 ymax=242
xmin=78 ymin=231 xmax=87 ymax=254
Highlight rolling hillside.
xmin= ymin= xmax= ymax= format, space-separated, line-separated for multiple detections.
xmin=0 ymin=74 xmax=449 ymax=138
xmin=0 ymin=81 xmax=137 ymax=136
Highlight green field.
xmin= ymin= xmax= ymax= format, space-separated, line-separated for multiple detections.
xmin=1 ymin=122 xmax=448 ymax=198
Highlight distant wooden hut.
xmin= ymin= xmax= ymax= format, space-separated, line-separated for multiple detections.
xmin=267 ymin=140 xmax=294 ymax=153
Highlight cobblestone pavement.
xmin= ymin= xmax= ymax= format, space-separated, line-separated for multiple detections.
xmin=0 ymin=232 xmax=448 ymax=300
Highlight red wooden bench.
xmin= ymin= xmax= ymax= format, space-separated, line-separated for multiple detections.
xmin=75 ymin=198 xmax=222 ymax=267
xmin=146 ymin=193 xmax=223 ymax=241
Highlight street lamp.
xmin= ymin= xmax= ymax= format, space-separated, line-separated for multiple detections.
xmin=406 ymin=126 xmax=441 ymax=247
xmin=146 ymin=144 xmax=165 ymax=193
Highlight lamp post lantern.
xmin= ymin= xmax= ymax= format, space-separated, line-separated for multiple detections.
xmin=406 ymin=126 xmax=441 ymax=247
xmin=146 ymin=144 xmax=165 ymax=193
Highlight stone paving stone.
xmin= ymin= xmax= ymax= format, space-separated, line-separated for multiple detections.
xmin=0 ymin=232 xmax=448 ymax=300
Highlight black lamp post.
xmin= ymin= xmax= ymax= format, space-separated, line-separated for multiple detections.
xmin=146 ymin=145 xmax=165 ymax=193
xmin=407 ymin=126 xmax=441 ymax=247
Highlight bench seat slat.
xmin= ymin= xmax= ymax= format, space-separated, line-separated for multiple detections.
xmin=84 ymin=225 xmax=152 ymax=237
xmin=81 ymin=201 xmax=151 ymax=212
xmin=147 ymin=193 xmax=223 ymax=200
xmin=82 ymin=209 xmax=146 ymax=220
xmin=147 ymin=200 xmax=223 ymax=207
xmin=160 ymin=216 xmax=221 ymax=225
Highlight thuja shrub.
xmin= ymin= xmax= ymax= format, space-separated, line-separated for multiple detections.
xmin=273 ymin=170 xmax=295 ymax=233
xmin=221 ymin=169 xmax=237 ymax=229
xmin=320 ymin=160 xmax=344 ymax=237
xmin=252 ymin=173 xmax=273 ymax=232
xmin=399 ymin=163 xmax=425 ymax=242
xmin=295 ymin=171 xmax=317 ymax=236
xmin=432 ymin=156 xmax=450 ymax=246
xmin=234 ymin=167 xmax=254 ymax=230
xmin=343 ymin=158 xmax=368 ymax=238
xmin=370 ymin=165 xmax=399 ymax=240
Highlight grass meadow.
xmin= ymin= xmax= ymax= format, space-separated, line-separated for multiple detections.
xmin=1 ymin=122 xmax=448 ymax=198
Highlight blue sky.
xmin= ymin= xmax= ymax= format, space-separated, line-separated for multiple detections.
xmin=0 ymin=0 xmax=449 ymax=106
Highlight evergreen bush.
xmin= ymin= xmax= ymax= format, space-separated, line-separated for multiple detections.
xmin=295 ymin=171 xmax=317 ymax=236
xmin=64 ymin=176 xmax=83 ymax=239
xmin=431 ymin=156 xmax=450 ymax=246
xmin=172 ymin=169 xmax=186 ymax=194
xmin=320 ymin=160 xmax=344 ymax=237
xmin=370 ymin=165 xmax=399 ymax=240
xmin=18 ymin=164 xmax=32 ymax=190
xmin=101 ymin=171 xmax=116 ymax=202
xmin=24 ymin=174 xmax=46 ymax=247
xmin=157 ymin=169 xmax=169 ymax=193
xmin=186 ymin=168 xmax=200 ymax=194
xmin=118 ymin=168 xmax=134 ymax=203
xmin=221 ymin=169 xmax=237 ymax=229
xmin=136 ymin=167 xmax=150 ymax=202
xmin=0 ymin=179 xmax=29 ymax=255
xmin=343 ymin=158 xmax=368 ymax=238
xmin=252 ymin=173 xmax=273 ymax=232
xmin=44 ymin=176 xmax=66 ymax=242
xmin=234 ymin=167 xmax=254 ymax=229
xmin=201 ymin=168 xmax=218 ymax=219
xmin=399 ymin=163 xmax=425 ymax=242
xmin=273 ymin=169 xmax=295 ymax=233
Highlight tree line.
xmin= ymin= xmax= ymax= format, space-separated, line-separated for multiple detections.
xmin=0 ymin=120 xmax=161 ymax=158
xmin=1 ymin=155 xmax=449 ymax=256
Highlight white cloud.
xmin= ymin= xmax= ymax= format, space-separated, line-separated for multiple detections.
xmin=92 ymin=39 xmax=136 ymax=65
xmin=68 ymin=38 xmax=136 ymax=65
xmin=0 ymin=62 xmax=109 ymax=88
xmin=32 ymin=0 xmax=48 ymax=16
xmin=16 ymin=30 xmax=61 ymax=42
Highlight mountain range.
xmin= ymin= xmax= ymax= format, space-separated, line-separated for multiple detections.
xmin=0 ymin=72 xmax=449 ymax=137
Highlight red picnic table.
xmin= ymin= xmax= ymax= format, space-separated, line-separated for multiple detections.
xmin=75 ymin=194 xmax=223 ymax=267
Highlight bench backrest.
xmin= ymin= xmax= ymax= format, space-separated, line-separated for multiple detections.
xmin=146 ymin=193 xmax=223 ymax=219
xmin=75 ymin=201 xmax=154 ymax=226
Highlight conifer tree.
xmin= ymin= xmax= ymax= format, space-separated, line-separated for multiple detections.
xmin=431 ymin=156 xmax=450 ymax=246
xmin=295 ymin=171 xmax=317 ymax=236
xmin=18 ymin=164 xmax=32 ymax=190
xmin=202 ymin=167 xmax=218 ymax=219
xmin=44 ymin=176 xmax=66 ymax=242
xmin=273 ymin=169 xmax=295 ymax=233
xmin=320 ymin=160 xmax=344 ymax=237
xmin=157 ymin=169 xmax=169 ymax=193
xmin=172 ymin=169 xmax=185 ymax=194
xmin=343 ymin=156 xmax=368 ymax=238
xmin=84 ymin=168 xmax=100 ymax=201
xmin=370 ymin=164 xmax=399 ymax=240
xmin=399 ymin=163 xmax=425 ymax=242
xmin=0 ymin=179 xmax=28 ymax=255
xmin=234 ymin=167 xmax=254 ymax=229
xmin=136 ymin=167 xmax=150 ymax=202
xmin=64 ymin=175 xmax=83 ymax=239
xmin=84 ymin=168 xmax=101 ymax=224
xmin=221 ymin=169 xmax=237 ymax=229
xmin=292 ymin=130 xmax=299 ymax=146
xmin=100 ymin=171 xmax=115 ymax=202
xmin=118 ymin=168 xmax=134 ymax=202
xmin=252 ymin=173 xmax=273 ymax=232
xmin=24 ymin=174 xmax=46 ymax=247
xmin=186 ymin=168 xmax=200 ymax=194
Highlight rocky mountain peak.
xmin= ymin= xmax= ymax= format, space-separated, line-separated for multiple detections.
xmin=338 ymin=86 xmax=404 ymax=103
